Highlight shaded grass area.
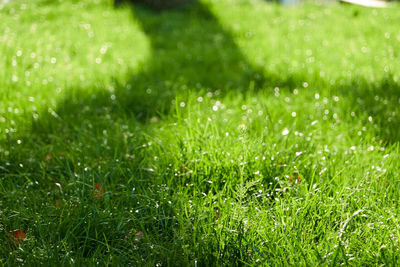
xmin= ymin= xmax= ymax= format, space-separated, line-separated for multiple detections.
xmin=1 ymin=0 xmax=400 ymax=265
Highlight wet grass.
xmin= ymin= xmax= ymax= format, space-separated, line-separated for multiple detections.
xmin=1 ymin=0 xmax=400 ymax=265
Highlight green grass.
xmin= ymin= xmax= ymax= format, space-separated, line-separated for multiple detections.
xmin=1 ymin=0 xmax=400 ymax=265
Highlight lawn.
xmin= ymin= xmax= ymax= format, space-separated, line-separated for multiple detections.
xmin=1 ymin=0 xmax=400 ymax=265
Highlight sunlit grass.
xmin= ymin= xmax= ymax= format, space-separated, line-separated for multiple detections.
xmin=1 ymin=0 xmax=400 ymax=265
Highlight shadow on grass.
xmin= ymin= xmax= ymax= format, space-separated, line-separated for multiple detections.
xmin=1 ymin=1 xmax=400 ymax=264
xmin=28 ymin=1 xmax=400 ymax=142
xmin=0 ymin=2 xmax=269 ymax=264
xmin=34 ymin=1 xmax=400 ymax=141
xmin=82 ymin=2 xmax=266 ymax=121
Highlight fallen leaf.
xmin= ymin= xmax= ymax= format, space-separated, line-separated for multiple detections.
xmin=45 ymin=153 xmax=52 ymax=161
xmin=135 ymin=230 xmax=144 ymax=242
xmin=55 ymin=199 xmax=63 ymax=208
xmin=7 ymin=229 xmax=27 ymax=247
xmin=94 ymin=183 xmax=105 ymax=199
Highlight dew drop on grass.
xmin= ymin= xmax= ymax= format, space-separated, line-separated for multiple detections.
xmin=100 ymin=46 xmax=108 ymax=54
xmin=274 ymin=87 xmax=280 ymax=97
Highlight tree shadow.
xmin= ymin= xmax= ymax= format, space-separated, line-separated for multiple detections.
xmin=1 ymin=1 xmax=272 ymax=188
xmin=0 ymin=3 xmax=269 ymax=262
xmin=30 ymin=1 xmax=270 ymax=132
xmin=41 ymin=1 xmax=400 ymax=145
xmin=111 ymin=1 xmax=266 ymax=120
xmin=2 ymin=0 xmax=400 ymax=174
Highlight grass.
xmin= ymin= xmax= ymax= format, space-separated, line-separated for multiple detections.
xmin=1 ymin=0 xmax=400 ymax=265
